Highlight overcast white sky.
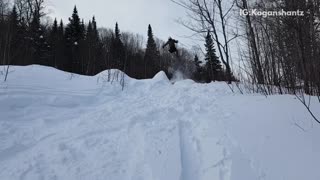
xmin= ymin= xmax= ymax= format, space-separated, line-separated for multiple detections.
xmin=48 ymin=0 xmax=197 ymax=48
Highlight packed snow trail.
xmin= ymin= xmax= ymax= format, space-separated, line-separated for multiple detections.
xmin=0 ymin=65 xmax=320 ymax=180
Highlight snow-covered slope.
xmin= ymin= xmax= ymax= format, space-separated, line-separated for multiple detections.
xmin=0 ymin=65 xmax=320 ymax=180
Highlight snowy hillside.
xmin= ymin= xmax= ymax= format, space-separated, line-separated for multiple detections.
xmin=0 ymin=65 xmax=320 ymax=180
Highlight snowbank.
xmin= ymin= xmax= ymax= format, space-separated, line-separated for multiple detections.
xmin=0 ymin=65 xmax=320 ymax=180
xmin=152 ymin=71 xmax=169 ymax=82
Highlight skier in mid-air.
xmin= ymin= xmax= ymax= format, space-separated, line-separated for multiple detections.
xmin=162 ymin=37 xmax=179 ymax=56
xmin=163 ymin=37 xmax=182 ymax=77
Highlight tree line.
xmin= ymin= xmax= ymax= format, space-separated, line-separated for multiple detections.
xmin=237 ymin=0 xmax=320 ymax=98
xmin=0 ymin=0 xmax=228 ymax=82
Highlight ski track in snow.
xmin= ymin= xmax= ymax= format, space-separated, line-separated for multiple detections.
xmin=0 ymin=66 xmax=320 ymax=180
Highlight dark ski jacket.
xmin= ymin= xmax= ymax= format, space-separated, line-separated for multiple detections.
xmin=163 ymin=38 xmax=178 ymax=53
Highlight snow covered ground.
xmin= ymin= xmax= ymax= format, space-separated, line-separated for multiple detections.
xmin=0 ymin=65 xmax=320 ymax=180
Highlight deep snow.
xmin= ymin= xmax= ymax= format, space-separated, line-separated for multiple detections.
xmin=0 ymin=65 xmax=320 ymax=180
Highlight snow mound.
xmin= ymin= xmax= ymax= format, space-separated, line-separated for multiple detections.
xmin=95 ymin=69 xmax=132 ymax=80
xmin=0 ymin=65 xmax=320 ymax=180
xmin=140 ymin=71 xmax=171 ymax=90
xmin=152 ymin=71 xmax=170 ymax=83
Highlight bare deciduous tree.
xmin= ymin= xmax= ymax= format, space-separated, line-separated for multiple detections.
xmin=171 ymin=0 xmax=239 ymax=83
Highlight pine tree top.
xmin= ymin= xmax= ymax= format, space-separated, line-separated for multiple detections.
xmin=147 ymin=24 xmax=154 ymax=38
xmin=10 ymin=5 xmax=18 ymax=23
xmin=59 ymin=19 xmax=63 ymax=30
xmin=92 ymin=16 xmax=97 ymax=31
xmin=204 ymin=31 xmax=221 ymax=70
xmin=205 ymin=31 xmax=214 ymax=51
xmin=145 ymin=24 xmax=159 ymax=60
xmin=115 ymin=22 xmax=121 ymax=39
xmin=87 ymin=21 xmax=93 ymax=33
xmin=12 ymin=5 xmax=17 ymax=15
xmin=52 ymin=18 xmax=58 ymax=33
xmin=70 ymin=6 xmax=80 ymax=25
xmin=73 ymin=6 xmax=78 ymax=14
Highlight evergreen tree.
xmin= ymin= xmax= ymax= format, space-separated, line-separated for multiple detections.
xmin=52 ymin=18 xmax=58 ymax=32
xmin=84 ymin=20 xmax=93 ymax=74
xmin=10 ymin=6 xmax=29 ymax=65
xmin=66 ymin=6 xmax=84 ymax=44
xmin=9 ymin=5 xmax=19 ymax=64
xmin=204 ymin=31 xmax=221 ymax=81
xmin=59 ymin=19 xmax=64 ymax=37
xmin=91 ymin=16 xmax=103 ymax=73
xmin=77 ymin=16 xmax=102 ymax=75
xmin=92 ymin=16 xmax=99 ymax=41
xmin=30 ymin=11 xmax=49 ymax=65
xmin=49 ymin=18 xmax=59 ymax=67
xmin=115 ymin=22 xmax=120 ymax=39
xmin=65 ymin=6 xmax=85 ymax=73
xmin=56 ymin=19 xmax=67 ymax=70
xmin=87 ymin=21 xmax=93 ymax=39
xmin=111 ymin=22 xmax=124 ymax=70
xmin=81 ymin=19 xmax=85 ymax=37
xmin=9 ymin=6 xmax=18 ymax=31
xmin=144 ymin=24 xmax=159 ymax=78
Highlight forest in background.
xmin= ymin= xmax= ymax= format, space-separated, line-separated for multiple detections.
xmin=0 ymin=0 xmax=229 ymax=83
xmin=1 ymin=0 xmax=320 ymax=98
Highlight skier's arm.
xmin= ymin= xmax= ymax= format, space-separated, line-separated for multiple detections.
xmin=162 ymin=41 xmax=169 ymax=48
